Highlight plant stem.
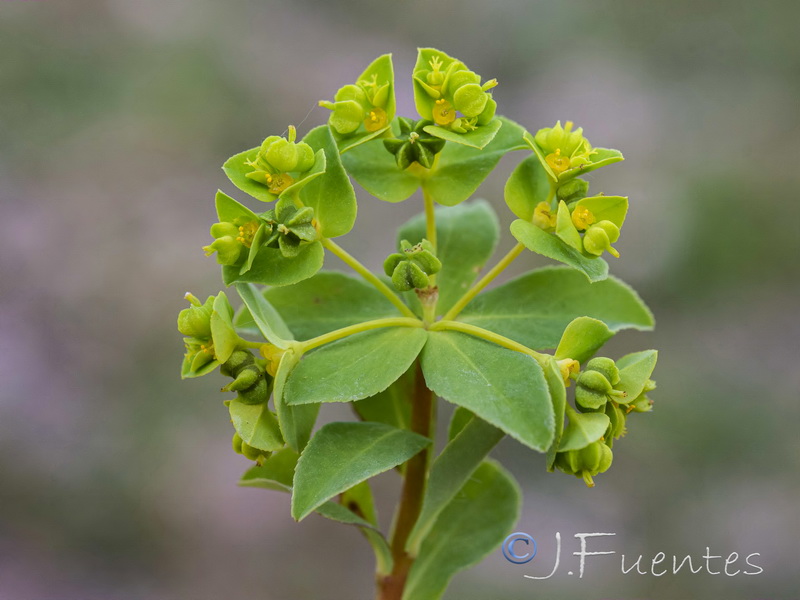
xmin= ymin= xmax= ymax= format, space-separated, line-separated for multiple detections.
xmin=300 ymin=317 xmax=423 ymax=353
xmin=421 ymin=189 xmax=438 ymax=325
xmin=431 ymin=320 xmax=548 ymax=363
xmin=322 ymin=238 xmax=417 ymax=319
xmin=441 ymin=242 xmax=525 ymax=321
xmin=423 ymin=189 xmax=437 ymax=255
xmin=377 ymin=361 xmax=434 ymax=600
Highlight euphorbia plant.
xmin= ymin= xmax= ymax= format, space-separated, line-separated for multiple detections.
xmin=178 ymin=49 xmax=658 ymax=599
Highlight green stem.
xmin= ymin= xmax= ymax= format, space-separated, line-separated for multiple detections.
xmin=421 ymin=189 xmax=438 ymax=325
xmin=377 ymin=361 xmax=434 ymax=600
xmin=441 ymin=242 xmax=525 ymax=321
xmin=322 ymin=238 xmax=417 ymax=319
xmin=431 ymin=320 xmax=548 ymax=363
xmin=300 ymin=317 xmax=423 ymax=353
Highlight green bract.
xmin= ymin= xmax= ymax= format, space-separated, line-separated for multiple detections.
xmin=177 ymin=48 xmax=660 ymax=600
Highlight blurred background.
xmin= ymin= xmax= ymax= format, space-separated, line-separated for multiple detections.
xmin=1 ymin=1 xmax=799 ymax=598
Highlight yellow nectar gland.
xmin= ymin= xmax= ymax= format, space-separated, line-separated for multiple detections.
xmin=571 ymin=206 xmax=595 ymax=231
xmin=235 ymin=221 xmax=259 ymax=248
xmin=265 ymin=173 xmax=294 ymax=195
xmin=432 ymin=99 xmax=456 ymax=126
xmin=533 ymin=201 xmax=557 ymax=230
xmin=546 ymin=148 xmax=572 ymax=175
xmin=557 ymin=358 xmax=580 ymax=387
xmin=364 ymin=107 xmax=388 ymax=132
xmin=199 ymin=342 xmax=214 ymax=355
xmin=260 ymin=344 xmax=284 ymax=377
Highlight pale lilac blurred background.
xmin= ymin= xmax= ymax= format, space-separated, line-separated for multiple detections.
xmin=1 ymin=1 xmax=799 ymax=598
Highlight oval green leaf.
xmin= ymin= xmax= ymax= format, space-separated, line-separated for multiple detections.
xmin=291 ymin=421 xmax=430 ymax=521
xmin=459 ymin=266 xmax=654 ymax=351
xmin=421 ymin=331 xmax=554 ymax=451
xmin=284 ymin=327 xmax=428 ymax=405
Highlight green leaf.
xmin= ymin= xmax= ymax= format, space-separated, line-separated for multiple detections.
xmin=240 ymin=449 xmax=393 ymax=574
xmin=284 ymin=327 xmax=428 ymax=405
xmin=421 ymin=331 xmax=554 ymax=451
xmin=616 ymin=350 xmax=658 ymax=402
xmin=421 ymin=116 xmax=526 ymax=207
xmin=222 ymin=241 xmax=324 ymax=287
xmin=341 ymin=123 xmax=421 ymax=203
xmin=210 ymin=292 xmax=238 ymax=363
xmin=504 ymin=153 xmax=552 ymax=221
xmin=228 ymin=398 xmax=284 ymax=452
xmin=239 ymin=447 xmax=298 ymax=492
xmin=273 ymin=348 xmax=318 ymax=452
xmin=407 ymin=415 xmax=504 ymax=555
xmin=542 ymin=358 xmax=567 ymax=471
xmin=558 ymin=411 xmax=610 ymax=451
xmin=511 ymin=219 xmax=608 ymax=282
xmin=574 ymin=195 xmax=628 ymax=229
xmin=291 ymin=421 xmax=430 ymax=521
xmin=447 ymin=407 xmax=474 ymax=441
xmin=234 ymin=283 xmax=293 ymax=348
xmin=459 ymin=266 xmax=654 ymax=351
xmin=215 ymin=189 xmax=259 ymax=223
xmin=299 ymin=126 xmax=358 ymax=238
xmin=397 ymin=199 xmax=499 ymax=315
xmin=353 ymin=366 xmax=413 ymax=430
xmin=423 ymin=118 xmax=501 ymax=150
xmin=402 ymin=461 xmax=520 ymax=600
xmin=258 ymin=271 xmax=400 ymax=341
xmin=555 ymin=317 xmax=614 ymax=363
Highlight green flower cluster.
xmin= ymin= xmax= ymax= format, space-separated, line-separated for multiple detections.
xmin=413 ymin=49 xmax=497 ymax=133
xmin=244 ymin=126 xmax=316 ymax=196
xmin=320 ymin=55 xmax=394 ymax=136
xmin=553 ymin=352 xmax=657 ymax=487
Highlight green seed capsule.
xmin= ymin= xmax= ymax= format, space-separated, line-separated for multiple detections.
xmin=452 ymin=83 xmax=488 ymax=118
xmin=391 ymin=261 xmax=430 ymax=292
xmin=177 ymin=295 xmax=214 ymax=338
xmin=585 ymin=357 xmax=620 ymax=386
xmin=584 ymin=220 xmax=621 ymax=258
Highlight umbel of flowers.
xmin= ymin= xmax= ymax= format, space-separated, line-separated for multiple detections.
xmin=178 ymin=48 xmax=658 ymax=600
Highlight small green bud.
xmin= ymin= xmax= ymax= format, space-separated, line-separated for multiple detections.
xmin=583 ymin=220 xmax=621 ymax=258
xmin=605 ymin=402 xmax=627 ymax=445
xmin=177 ymin=294 xmax=214 ymax=338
